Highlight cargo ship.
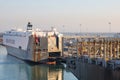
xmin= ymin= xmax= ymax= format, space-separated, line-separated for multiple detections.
xmin=3 ymin=22 xmax=63 ymax=62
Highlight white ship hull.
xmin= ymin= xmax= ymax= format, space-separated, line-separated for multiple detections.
xmin=5 ymin=36 xmax=49 ymax=62
xmin=3 ymin=23 xmax=63 ymax=62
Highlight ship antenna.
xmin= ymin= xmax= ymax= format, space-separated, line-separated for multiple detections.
xmin=27 ymin=22 xmax=33 ymax=31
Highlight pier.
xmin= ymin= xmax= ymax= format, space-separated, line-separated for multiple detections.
xmin=63 ymin=34 xmax=120 ymax=80
xmin=63 ymin=35 xmax=120 ymax=70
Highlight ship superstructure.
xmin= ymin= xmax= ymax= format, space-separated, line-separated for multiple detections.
xmin=3 ymin=22 xmax=63 ymax=62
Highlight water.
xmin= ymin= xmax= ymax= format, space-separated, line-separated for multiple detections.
xmin=0 ymin=45 xmax=78 ymax=80
xmin=68 ymin=61 xmax=120 ymax=80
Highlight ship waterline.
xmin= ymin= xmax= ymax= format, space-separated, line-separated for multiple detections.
xmin=3 ymin=22 xmax=63 ymax=62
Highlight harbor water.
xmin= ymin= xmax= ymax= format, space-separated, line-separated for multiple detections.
xmin=0 ymin=45 xmax=78 ymax=80
xmin=68 ymin=61 xmax=120 ymax=80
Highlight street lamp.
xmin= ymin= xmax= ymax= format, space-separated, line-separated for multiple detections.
xmin=80 ymin=24 xmax=82 ymax=33
xmin=62 ymin=25 xmax=65 ymax=33
xmin=108 ymin=22 xmax=111 ymax=33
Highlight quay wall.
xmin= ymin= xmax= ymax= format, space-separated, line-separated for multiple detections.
xmin=67 ymin=58 xmax=120 ymax=80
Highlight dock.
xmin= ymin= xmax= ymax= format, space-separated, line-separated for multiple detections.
xmin=62 ymin=34 xmax=120 ymax=80
xmin=63 ymin=35 xmax=120 ymax=70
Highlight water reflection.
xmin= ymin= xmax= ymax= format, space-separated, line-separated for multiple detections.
xmin=0 ymin=62 xmax=63 ymax=80
xmin=0 ymin=45 xmax=78 ymax=80
xmin=67 ymin=61 xmax=120 ymax=80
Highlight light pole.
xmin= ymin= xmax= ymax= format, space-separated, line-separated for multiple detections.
xmin=80 ymin=24 xmax=82 ymax=33
xmin=108 ymin=22 xmax=111 ymax=33
xmin=62 ymin=25 xmax=65 ymax=33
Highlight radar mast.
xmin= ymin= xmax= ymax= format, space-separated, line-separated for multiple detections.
xmin=27 ymin=22 xmax=33 ymax=31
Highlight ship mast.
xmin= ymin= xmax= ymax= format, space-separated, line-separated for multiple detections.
xmin=27 ymin=22 xmax=33 ymax=31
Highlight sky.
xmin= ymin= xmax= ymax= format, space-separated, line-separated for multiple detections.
xmin=0 ymin=0 xmax=120 ymax=32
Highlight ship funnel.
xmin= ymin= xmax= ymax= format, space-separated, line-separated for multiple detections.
xmin=27 ymin=22 xmax=33 ymax=31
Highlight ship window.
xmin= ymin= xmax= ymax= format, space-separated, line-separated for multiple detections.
xmin=19 ymin=46 xmax=22 ymax=49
